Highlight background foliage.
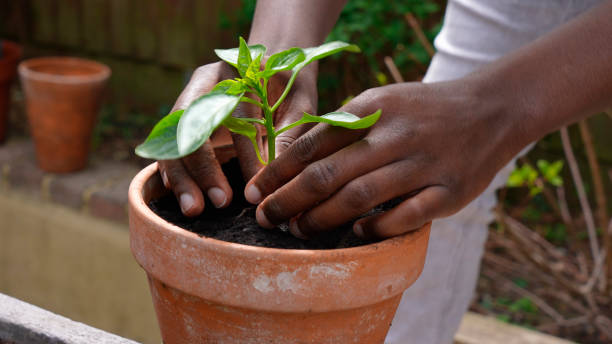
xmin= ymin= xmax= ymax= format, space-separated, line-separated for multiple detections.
xmin=228 ymin=0 xmax=444 ymax=111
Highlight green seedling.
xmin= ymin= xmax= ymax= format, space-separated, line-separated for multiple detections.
xmin=135 ymin=37 xmax=381 ymax=164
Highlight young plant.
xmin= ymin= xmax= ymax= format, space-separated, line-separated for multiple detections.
xmin=135 ymin=37 xmax=380 ymax=164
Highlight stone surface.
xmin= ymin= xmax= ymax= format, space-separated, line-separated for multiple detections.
xmin=0 ymin=139 xmax=139 ymax=223
xmin=454 ymin=312 xmax=576 ymax=344
xmin=0 ymin=190 xmax=159 ymax=343
xmin=89 ymin=174 xmax=134 ymax=223
xmin=5 ymin=151 xmax=48 ymax=198
xmin=49 ymin=161 xmax=137 ymax=211
xmin=0 ymin=140 xmax=33 ymax=165
xmin=0 ymin=293 xmax=139 ymax=344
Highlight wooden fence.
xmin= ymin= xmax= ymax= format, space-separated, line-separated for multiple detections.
xmin=0 ymin=0 xmax=241 ymax=111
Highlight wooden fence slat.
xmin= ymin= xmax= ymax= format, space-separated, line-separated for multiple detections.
xmin=157 ymin=0 xmax=196 ymax=67
xmin=108 ymin=0 xmax=132 ymax=56
xmin=81 ymin=0 xmax=108 ymax=53
xmin=131 ymin=0 xmax=159 ymax=60
xmin=56 ymin=0 xmax=81 ymax=48
xmin=30 ymin=0 xmax=57 ymax=44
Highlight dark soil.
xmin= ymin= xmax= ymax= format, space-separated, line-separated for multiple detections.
xmin=149 ymin=159 xmax=382 ymax=250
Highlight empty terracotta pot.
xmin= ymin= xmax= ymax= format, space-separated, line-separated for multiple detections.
xmin=19 ymin=57 xmax=110 ymax=173
xmin=0 ymin=41 xmax=22 ymax=143
xmin=129 ymin=162 xmax=431 ymax=344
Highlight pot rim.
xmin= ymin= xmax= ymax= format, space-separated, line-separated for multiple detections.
xmin=18 ymin=56 xmax=111 ymax=84
xmin=130 ymin=162 xmax=431 ymax=311
xmin=130 ymin=162 xmax=425 ymax=258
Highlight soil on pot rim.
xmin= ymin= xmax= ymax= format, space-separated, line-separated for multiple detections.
xmin=149 ymin=158 xmax=385 ymax=249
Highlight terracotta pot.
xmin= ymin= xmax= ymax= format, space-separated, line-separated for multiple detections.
xmin=19 ymin=57 xmax=110 ymax=173
xmin=129 ymin=162 xmax=431 ymax=344
xmin=0 ymin=41 xmax=22 ymax=143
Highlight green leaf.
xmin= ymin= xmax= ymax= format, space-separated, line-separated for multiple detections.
xmin=246 ymin=53 xmax=263 ymax=81
xmin=538 ymin=159 xmax=564 ymax=185
xmin=293 ymin=41 xmax=360 ymax=72
xmin=529 ymin=185 xmax=543 ymax=196
xmin=212 ymin=79 xmax=247 ymax=95
xmin=263 ymin=48 xmax=306 ymax=78
xmin=135 ymin=110 xmax=183 ymax=160
xmin=177 ymin=91 xmax=244 ymax=156
xmin=275 ymin=110 xmax=380 ymax=137
xmin=214 ymin=41 xmax=266 ymax=68
xmin=223 ymin=116 xmax=257 ymax=140
xmin=506 ymin=170 xmax=525 ymax=187
xmin=376 ymin=72 xmax=388 ymax=86
xmin=550 ymin=176 xmax=563 ymax=187
xmin=303 ymin=110 xmax=381 ymax=129
xmin=222 ymin=116 xmax=266 ymax=165
xmin=237 ymin=37 xmax=251 ymax=77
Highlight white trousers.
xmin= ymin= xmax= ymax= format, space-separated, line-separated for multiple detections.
xmin=386 ymin=0 xmax=603 ymax=343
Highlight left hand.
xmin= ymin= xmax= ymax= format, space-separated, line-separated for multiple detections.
xmin=244 ymin=80 xmax=527 ymax=239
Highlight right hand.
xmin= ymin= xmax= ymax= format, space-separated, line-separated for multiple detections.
xmin=158 ymin=61 xmax=318 ymax=216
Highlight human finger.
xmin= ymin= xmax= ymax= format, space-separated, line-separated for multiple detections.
xmin=158 ymin=159 xmax=205 ymax=217
xmin=181 ymin=142 xmax=233 ymax=209
xmin=354 ymin=185 xmax=452 ymax=239
xmin=289 ymin=159 xmax=423 ymax=238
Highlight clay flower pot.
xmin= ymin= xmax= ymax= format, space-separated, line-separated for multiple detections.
xmin=0 ymin=41 xmax=22 ymax=143
xmin=129 ymin=162 xmax=431 ymax=344
xmin=19 ymin=57 xmax=110 ymax=173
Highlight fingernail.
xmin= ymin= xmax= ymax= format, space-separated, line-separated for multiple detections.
xmin=245 ymin=184 xmax=262 ymax=204
xmin=354 ymin=222 xmax=365 ymax=238
xmin=179 ymin=193 xmax=195 ymax=213
xmin=289 ymin=218 xmax=308 ymax=240
xmin=256 ymin=207 xmax=273 ymax=228
xmin=161 ymin=170 xmax=169 ymax=188
xmin=207 ymin=187 xmax=227 ymax=208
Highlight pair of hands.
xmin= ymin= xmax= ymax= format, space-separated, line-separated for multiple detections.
xmin=158 ymin=61 xmax=317 ymax=216
xmin=160 ymin=61 xmax=521 ymax=240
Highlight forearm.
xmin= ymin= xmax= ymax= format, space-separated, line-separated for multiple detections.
xmin=476 ymin=0 xmax=612 ymax=149
xmin=248 ymin=0 xmax=347 ymax=52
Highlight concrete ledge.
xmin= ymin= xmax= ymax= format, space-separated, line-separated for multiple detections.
xmin=0 ymin=189 xmax=159 ymax=343
xmin=0 ymin=293 xmax=138 ymax=344
xmin=455 ymin=313 xmax=575 ymax=344
xmin=0 ymin=140 xmax=140 ymax=223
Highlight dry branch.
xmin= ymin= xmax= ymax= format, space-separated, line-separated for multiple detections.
xmin=482 ymin=267 xmax=565 ymax=323
xmin=578 ymin=120 xmax=610 ymax=291
xmin=404 ymin=13 xmax=435 ymax=57
xmin=384 ymin=56 xmax=405 ymax=83
xmin=560 ymin=127 xmax=600 ymax=262
xmin=555 ymin=186 xmax=576 ymax=234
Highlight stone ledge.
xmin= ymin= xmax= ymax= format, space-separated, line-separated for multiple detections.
xmin=454 ymin=312 xmax=575 ymax=344
xmin=0 ymin=293 xmax=138 ymax=344
xmin=0 ymin=139 xmax=140 ymax=224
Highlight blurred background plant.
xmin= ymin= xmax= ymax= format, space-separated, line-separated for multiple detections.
xmin=226 ymin=0 xmax=443 ymax=111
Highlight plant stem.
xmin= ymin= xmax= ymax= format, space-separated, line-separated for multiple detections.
xmin=264 ymin=103 xmax=275 ymax=162
xmin=240 ymin=97 xmax=265 ymax=109
xmin=238 ymin=117 xmax=265 ymax=125
xmin=260 ymin=77 xmax=276 ymax=163
xmin=271 ymin=70 xmax=299 ymax=112
xmin=275 ymin=119 xmax=306 ymax=136
xmin=266 ymin=129 xmax=275 ymax=163
xmin=249 ymin=137 xmax=267 ymax=165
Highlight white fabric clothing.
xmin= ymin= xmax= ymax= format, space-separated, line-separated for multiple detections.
xmin=386 ymin=0 xmax=604 ymax=343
